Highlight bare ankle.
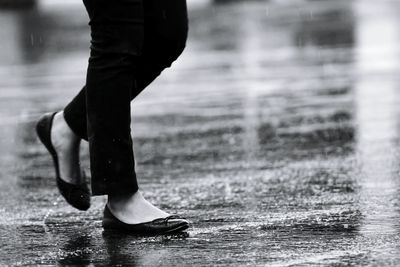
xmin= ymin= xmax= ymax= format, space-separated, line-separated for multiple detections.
xmin=108 ymin=191 xmax=140 ymax=204
xmin=52 ymin=111 xmax=80 ymax=146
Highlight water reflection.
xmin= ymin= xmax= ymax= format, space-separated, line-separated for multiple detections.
xmin=355 ymin=0 xmax=400 ymax=238
xmin=101 ymin=232 xmax=140 ymax=266
xmin=295 ymin=5 xmax=355 ymax=48
xmin=55 ymin=229 xmax=190 ymax=266
xmin=57 ymin=234 xmax=92 ymax=266
xmin=256 ymin=2 xmax=355 ymax=161
xmin=104 ymin=231 xmax=191 ymax=266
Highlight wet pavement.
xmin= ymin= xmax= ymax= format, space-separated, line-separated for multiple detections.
xmin=1 ymin=0 xmax=400 ymax=265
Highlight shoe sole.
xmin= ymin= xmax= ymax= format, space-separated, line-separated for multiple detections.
xmin=103 ymin=222 xmax=190 ymax=236
xmin=103 ymin=225 xmax=189 ymax=237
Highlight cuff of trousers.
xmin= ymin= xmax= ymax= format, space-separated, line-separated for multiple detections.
xmin=63 ymin=107 xmax=89 ymax=141
xmin=91 ymin=176 xmax=139 ymax=196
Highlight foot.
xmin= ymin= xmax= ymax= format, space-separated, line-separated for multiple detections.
xmin=50 ymin=111 xmax=82 ymax=185
xmin=107 ymin=191 xmax=170 ymax=224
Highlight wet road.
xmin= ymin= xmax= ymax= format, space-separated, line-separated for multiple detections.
xmin=1 ymin=0 xmax=400 ymax=265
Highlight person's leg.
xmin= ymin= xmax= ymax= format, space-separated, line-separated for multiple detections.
xmin=64 ymin=0 xmax=188 ymax=137
xmin=62 ymin=0 xmax=188 ymax=196
xmin=105 ymin=0 xmax=189 ymax=224
xmin=54 ymin=0 xmax=189 ymax=224
xmin=49 ymin=0 xmax=189 ymax=226
xmin=83 ymin=0 xmax=144 ymax=196
xmin=53 ymin=0 xmax=146 ymax=189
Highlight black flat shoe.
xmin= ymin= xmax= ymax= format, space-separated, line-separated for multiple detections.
xmin=102 ymin=205 xmax=190 ymax=235
xmin=36 ymin=112 xmax=91 ymax=211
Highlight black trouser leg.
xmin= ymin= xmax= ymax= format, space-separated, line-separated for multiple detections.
xmin=77 ymin=0 xmax=145 ymax=196
xmin=63 ymin=0 xmax=188 ymax=196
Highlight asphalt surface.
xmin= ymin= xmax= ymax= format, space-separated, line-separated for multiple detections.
xmin=1 ymin=0 xmax=400 ymax=266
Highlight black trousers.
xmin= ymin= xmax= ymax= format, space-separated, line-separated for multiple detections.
xmin=63 ymin=0 xmax=188 ymax=196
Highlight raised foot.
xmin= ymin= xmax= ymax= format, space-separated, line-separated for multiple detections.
xmin=36 ymin=112 xmax=90 ymax=211
xmin=50 ymin=111 xmax=82 ymax=185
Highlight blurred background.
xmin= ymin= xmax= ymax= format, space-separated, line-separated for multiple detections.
xmin=2 ymin=0 xmax=400 ymax=266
